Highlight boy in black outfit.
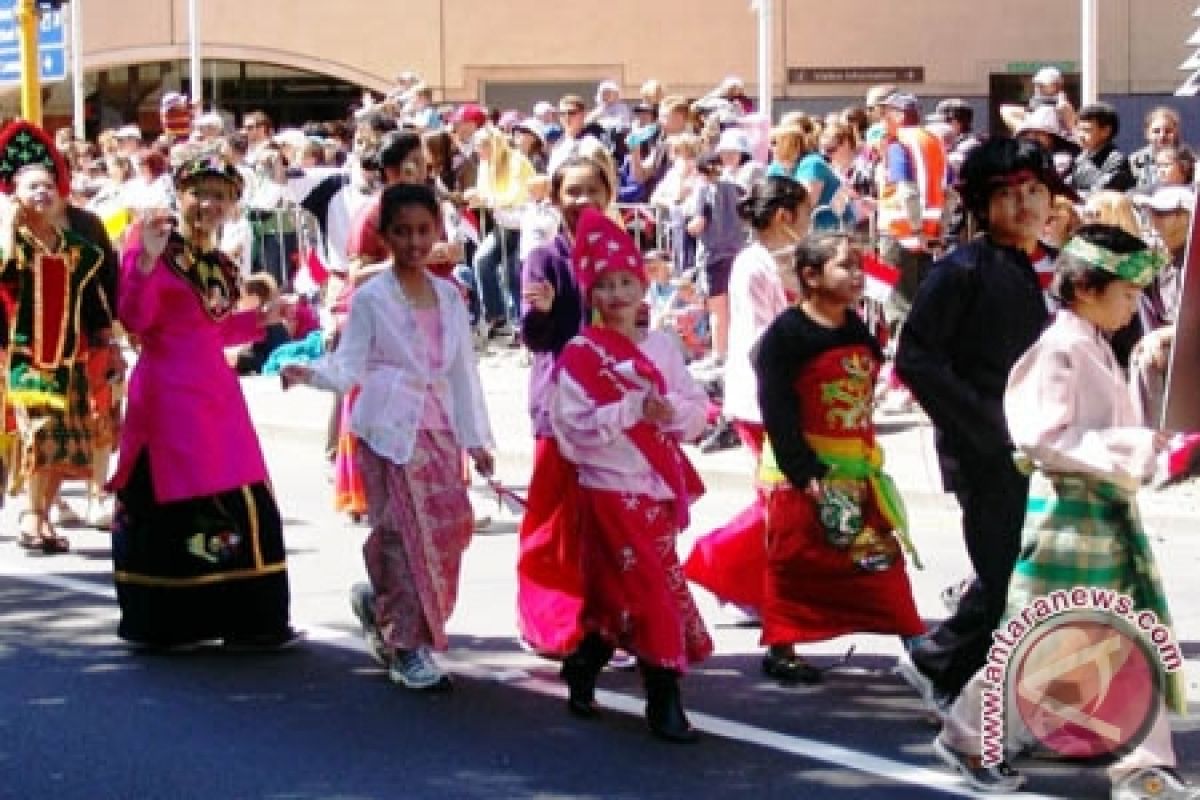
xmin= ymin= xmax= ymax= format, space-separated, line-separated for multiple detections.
xmin=894 ymin=137 xmax=1069 ymax=712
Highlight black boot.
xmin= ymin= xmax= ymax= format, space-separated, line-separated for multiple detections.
xmin=560 ymin=633 xmax=613 ymax=718
xmin=642 ymin=665 xmax=699 ymax=743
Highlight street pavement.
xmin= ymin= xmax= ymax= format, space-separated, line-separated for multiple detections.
xmin=1 ymin=346 xmax=1198 ymax=799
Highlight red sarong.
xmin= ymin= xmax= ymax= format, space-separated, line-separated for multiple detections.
xmin=760 ymin=484 xmax=924 ymax=645
xmin=578 ymin=488 xmax=712 ymax=670
xmin=516 ymin=436 xmax=585 ymax=657
xmin=683 ymin=421 xmax=767 ymax=609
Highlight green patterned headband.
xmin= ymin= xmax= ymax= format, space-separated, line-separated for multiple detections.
xmin=1061 ymin=237 xmax=1167 ymax=287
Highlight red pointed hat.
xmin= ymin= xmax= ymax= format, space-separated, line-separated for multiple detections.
xmin=571 ymin=207 xmax=646 ymax=295
xmin=0 ymin=120 xmax=70 ymax=197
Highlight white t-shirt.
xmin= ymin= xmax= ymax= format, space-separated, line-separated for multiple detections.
xmin=723 ymin=242 xmax=789 ymax=424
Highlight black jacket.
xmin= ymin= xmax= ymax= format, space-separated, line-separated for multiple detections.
xmin=895 ymin=237 xmax=1050 ymax=483
xmin=753 ymin=308 xmax=881 ymax=490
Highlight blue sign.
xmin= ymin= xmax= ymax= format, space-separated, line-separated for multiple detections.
xmin=0 ymin=0 xmax=68 ymax=85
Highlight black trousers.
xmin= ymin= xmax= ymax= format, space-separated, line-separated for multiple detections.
xmin=910 ymin=450 xmax=1030 ymax=698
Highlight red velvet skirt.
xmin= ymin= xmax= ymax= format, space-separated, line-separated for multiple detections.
xmin=761 ymin=484 xmax=924 ymax=646
xmin=577 ymin=488 xmax=713 ymax=671
xmin=682 ymin=421 xmax=766 ymax=609
xmin=516 ymin=437 xmax=585 ymax=657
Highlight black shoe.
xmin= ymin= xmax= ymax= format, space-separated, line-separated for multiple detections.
xmin=762 ymin=650 xmax=823 ymax=685
xmin=560 ymin=634 xmax=613 ymax=718
xmin=643 ymin=666 xmax=699 ymax=743
xmin=699 ymin=419 xmax=739 ymax=454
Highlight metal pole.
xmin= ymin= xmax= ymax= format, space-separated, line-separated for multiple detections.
xmin=16 ymin=0 xmax=41 ymax=124
xmin=1081 ymin=0 xmax=1099 ymax=105
xmin=71 ymin=0 xmax=84 ymax=139
xmin=188 ymin=0 xmax=201 ymax=109
xmin=757 ymin=0 xmax=773 ymax=121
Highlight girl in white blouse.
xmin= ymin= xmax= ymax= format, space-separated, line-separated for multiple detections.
xmin=284 ymin=183 xmax=494 ymax=692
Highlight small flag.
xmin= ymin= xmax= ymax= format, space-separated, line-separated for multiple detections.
xmin=862 ymin=252 xmax=900 ymax=303
xmin=1165 ymin=432 xmax=1200 ymax=485
xmin=304 ymin=247 xmax=329 ymax=286
xmin=485 ymin=477 xmax=527 ymax=515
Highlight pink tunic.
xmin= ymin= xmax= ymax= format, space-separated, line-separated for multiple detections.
xmin=412 ymin=307 xmax=450 ymax=431
xmin=110 ymin=244 xmax=270 ymax=502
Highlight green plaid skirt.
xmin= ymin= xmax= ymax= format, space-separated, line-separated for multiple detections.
xmin=1006 ymin=471 xmax=1185 ymax=713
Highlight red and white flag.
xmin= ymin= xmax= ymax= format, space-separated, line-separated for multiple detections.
xmin=862 ymin=252 xmax=901 ymax=304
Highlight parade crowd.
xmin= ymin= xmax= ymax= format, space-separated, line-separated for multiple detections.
xmin=2 ymin=64 xmax=1198 ymax=799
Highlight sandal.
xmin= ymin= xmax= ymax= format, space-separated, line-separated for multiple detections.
xmin=17 ymin=510 xmax=69 ymax=555
xmin=17 ymin=511 xmax=42 ymax=549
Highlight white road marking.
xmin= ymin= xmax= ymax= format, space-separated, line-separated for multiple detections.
xmin=2 ymin=563 xmax=1067 ymax=800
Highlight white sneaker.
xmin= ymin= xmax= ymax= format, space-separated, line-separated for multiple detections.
xmin=1111 ymin=767 xmax=1200 ymax=800
xmin=932 ymin=735 xmax=1025 ymax=794
xmin=389 ymin=646 xmax=450 ymax=691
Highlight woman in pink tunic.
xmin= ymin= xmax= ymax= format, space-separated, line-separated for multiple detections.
xmin=109 ymin=153 xmax=296 ymax=650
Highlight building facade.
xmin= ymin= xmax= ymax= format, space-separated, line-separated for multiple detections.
xmin=4 ymin=0 xmax=1197 ymax=146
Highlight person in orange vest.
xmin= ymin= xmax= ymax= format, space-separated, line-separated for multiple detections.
xmin=876 ymin=93 xmax=949 ymax=331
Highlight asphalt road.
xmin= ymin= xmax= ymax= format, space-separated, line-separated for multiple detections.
xmin=1 ymin=355 xmax=1198 ymax=800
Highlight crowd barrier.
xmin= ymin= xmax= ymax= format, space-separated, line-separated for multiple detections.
xmin=246 ymin=206 xmax=323 ymax=294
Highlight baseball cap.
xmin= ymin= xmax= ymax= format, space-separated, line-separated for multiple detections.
xmin=274 ymin=129 xmax=308 ymax=151
xmin=451 ymin=103 xmax=488 ymax=126
xmin=865 ymin=85 xmax=898 ymax=108
xmin=1015 ymin=104 xmax=1073 ymax=142
xmin=595 ymin=79 xmax=621 ymax=103
xmin=883 ymin=93 xmax=920 ymax=115
xmin=514 ymin=118 xmax=546 ymax=145
xmin=935 ymin=98 xmax=973 ymax=124
xmin=1134 ymin=185 xmax=1195 ymax=213
xmin=1033 ymin=66 xmax=1063 ymax=86
xmin=716 ymin=128 xmax=751 ymax=155
xmin=532 ymin=100 xmax=555 ymax=117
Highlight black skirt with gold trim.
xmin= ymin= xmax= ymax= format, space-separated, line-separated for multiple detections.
xmin=112 ymin=453 xmax=291 ymax=647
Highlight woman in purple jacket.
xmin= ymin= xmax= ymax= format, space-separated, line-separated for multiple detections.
xmin=110 ymin=152 xmax=297 ymax=651
xmin=516 ymin=155 xmax=614 ymax=655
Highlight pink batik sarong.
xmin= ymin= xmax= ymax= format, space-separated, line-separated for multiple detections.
xmin=358 ymin=429 xmax=473 ymax=652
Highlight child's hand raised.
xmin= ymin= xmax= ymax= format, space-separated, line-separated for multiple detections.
xmin=137 ymin=209 xmax=174 ymax=274
xmin=642 ymin=389 xmax=675 ymax=426
xmin=469 ymin=447 xmax=495 ymax=478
